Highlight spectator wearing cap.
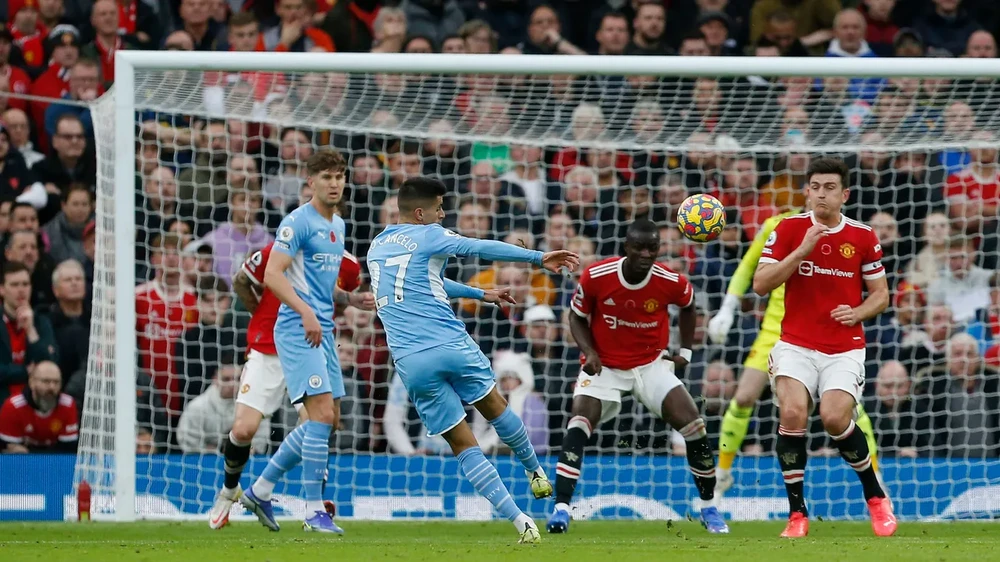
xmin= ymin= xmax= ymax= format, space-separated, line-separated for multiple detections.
xmin=0 ymin=29 xmax=31 ymax=114
xmin=8 ymin=0 xmax=47 ymax=72
xmin=860 ymin=0 xmax=899 ymax=56
xmin=179 ymin=238 xmax=214 ymax=289
xmin=825 ymin=9 xmax=883 ymax=104
xmin=893 ymin=28 xmax=925 ymax=57
xmin=0 ymin=260 xmax=58 ymax=406
xmin=403 ymin=0 xmax=465 ymax=47
xmin=170 ymin=0 xmax=224 ymax=51
xmin=41 ymin=182 xmax=91 ymax=265
xmin=27 ymin=24 xmax=80 ymax=151
xmin=80 ymin=0 xmax=139 ymax=88
xmin=750 ymin=0 xmax=839 ymax=54
xmin=46 ymin=258 xmax=89 ymax=405
xmin=2 ymin=109 xmax=43 ymax=167
xmin=913 ymin=0 xmax=981 ymax=58
xmin=698 ymin=11 xmax=739 ymax=56
xmin=626 ymin=1 xmax=671 ymax=56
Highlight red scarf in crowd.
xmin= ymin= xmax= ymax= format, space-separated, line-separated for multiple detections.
xmin=118 ymin=0 xmax=138 ymax=35
xmin=94 ymin=36 xmax=123 ymax=83
xmin=9 ymin=23 xmax=46 ymax=67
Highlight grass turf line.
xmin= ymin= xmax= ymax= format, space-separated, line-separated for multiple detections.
xmin=1 ymin=521 xmax=997 ymax=562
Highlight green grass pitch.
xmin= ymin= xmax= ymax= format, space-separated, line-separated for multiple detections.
xmin=2 ymin=521 xmax=997 ymax=562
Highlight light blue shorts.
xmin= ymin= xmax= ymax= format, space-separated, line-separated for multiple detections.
xmin=275 ymin=329 xmax=345 ymax=403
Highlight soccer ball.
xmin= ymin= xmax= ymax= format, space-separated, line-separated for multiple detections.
xmin=677 ymin=194 xmax=726 ymax=243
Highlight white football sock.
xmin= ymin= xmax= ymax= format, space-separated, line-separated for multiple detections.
xmin=306 ymin=500 xmax=325 ymax=515
xmin=554 ymin=502 xmax=570 ymax=513
xmin=252 ymin=478 xmax=276 ymax=501
xmin=513 ymin=513 xmax=536 ymax=532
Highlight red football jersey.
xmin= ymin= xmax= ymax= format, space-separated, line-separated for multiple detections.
xmin=760 ymin=212 xmax=885 ymax=354
xmin=571 ymin=257 xmax=694 ymax=370
xmin=135 ymin=281 xmax=198 ymax=416
xmin=0 ymin=392 xmax=78 ymax=449
xmin=944 ymin=169 xmax=1000 ymax=205
xmin=242 ymin=243 xmax=362 ymax=355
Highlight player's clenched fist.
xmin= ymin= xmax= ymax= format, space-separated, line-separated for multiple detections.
xmin=541 ymin=250 xmax=580 ymax=273
xmin=830 ymin=304 xmax=861 ymax=326
xmin=794 ymin=224 xmax=829 ymax=257
xmin=582 ymin=354 xmax=602 ymax=376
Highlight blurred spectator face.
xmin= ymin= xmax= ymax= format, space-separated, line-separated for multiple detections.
xmin=782 ymin=105 xmax=809 ymax=136
xmin=456 ymin=201 xmax=491 ymax=238
xmin=168 ymin=220 xmax=193 ymax=244
xmin=685 ymin=132 xmax=715 ymax=168
xmin=2 ymin=109 xmax=31 ymax=148
xmin=69 ymin=63 xmax=100 ymax=100
xmin=786 ymin=151 xmax=810 ymax=174
xmin=499 ymin=372 xmax=522 ymax=394
xmin=679 ymin=36 xmax=711 ymax=57
xmin=864 ymin=0 xmax=894 ymax=20
xmin=544 ymin=214 xmax=575 ymax=251
xmin=180 ymin=0 xmax=210 ymax=26
xmin=53 ymin=261 xmax=86 ymax=304
xmin=375 ymin=72 xmax=406 ymax=94
xmin=634 ymin=4 xmax=666 ymax=44
xmin=388 ymin=152 xmax=421 ymax=187
xmin=833 ymin=10 xmax=865 ymax=53
xmin=943 ymin=102 xmax=975 ymax=136
xmin=226 ymin=155 xmax=259 ymax=189
xmin=933 ymin=0 xmax=959 ymax=15
xmin=198 ymin=287 xmax=231 ymax=326
xmin=527 ymin=6 xmax=560 ymax=47
xmin=277 ymin=0 xmax=305 ymax=24
xmin=618 ymin=186 xmax=652 ymax=218
xmin=405 ymin=36 xmax=434 ymax=54
xmin=868 ymin=212 xmax=898 ymax=245
xmin=597 ymin=14 xmax=629 ymax=55
xmin=965 ymin=31 xmax=997 ymax=58
xmin=510 ymin=144 xmax=542 ymax=167
xmin=351 ymin=155 xmax=384 ymax=187
xmin=229 ymin=191 xmax=262 ymax=226
xmin=91 ymin=0 xmax=118 ymax=36
xmin=468 ymin=163 xmax=499 ymax=197
xmin=12 ymin=4 xmax=39 ymax=33
xmin=925 ymin=304 xmax=954 ymax=344
xmin=226 ymin=120 xmax=248 ymax=153
xmin=631 ymin=102 xmax=664 ymax=140
xmin=875 ymin=361 xmax=909 ymax=408
xmin=379 ymin=195 xmax=399 ymax=226
xmin=570 ymin=104 xmax=605 ymax=142
xmin=586 ymin=148 xmax=616 ymax=174
xmin=875 ymin=91 xmax=913 ymax=124
xmin=164 ymin=30 xmax=196 ymax=51
xmin=779 ymin=76 xmax=812 ymax=107
xmin=215 ymin=365 xmax=239 ymax=400
xmin=947 ymin=240 xmax=975 ymax=278
xmin=947 ymin=334 xmax=981 ymax=380
xmin=464 ymin=26 xmax=494 ymax=54
xmin=145 ymin=167 xmax=177 ymax=208
xmin=525 ymin=315 xmax=559 ymax=349
xmin=473 ymin=98 xmax=511 ymax=134
xmin=701 ymin=362 xmax=735 ymax=411
xmin=28 ymin=362 xmax=62 ymax=412
xmin=504 ymin=230 xmax=534 ymax=250
xmin=373 ymin=9 xmax=406 ymax=46
xmin=496 ymin=265 xmax=530 ymax=305
xmin=922 ymin=212 xmax=951 ymax=247
xmin=53 ymin=117 xmax=86 ymax=160
xmin=63 ymin=189 xmax=93 ymax=226
xmin=765 ymin=17 xmax=797 ymax=53
xmin=970 ymin=130 xmax=997 ymax=164
xmin=337 ymin=337 xmax=356 ymax=368
xmin=11 ymin=207 xmax=39 ymax=234
xmin=1 ymin=266 xmax=31 ymax=309
xmin=564 ymin=167 xmax=599 ymax=207
xmin=280 ymin=129 xmax=312 ymax=164
xmin=228 ymin=19 xmax=259 ymax=52
xmin=858 ymin=132 xmax=890 ymax=170
xmin=755 ymin=45 xmax=781 ymax=57
xmin=153 ymin=240 xmax=183 ymax=280
xmin=693 ymin=78 xmax=720 ymax=113
xmin=700 ymin=20 xmax=729 ymax=52
xmin=6 ymin=232 xmax=38 ymax=271
xmin=181 ymin=249 xmax=213 ymax=282
xmin=0 ymin=201 xmax=10 ymax=234
xmin=442 ymin=36 xmax=466 ymax=54
xmin=566 ymin=235 xmax=596 ymax=271
xmin=823 ymin=76 xmax=849 ymax=95
xmin=657 ymin=175 xmax=688 ymax=211
xmin=895 ymin=290 xmax=923 ymax=326
xmin=39 ymin=0 xmax=64 ymax=21
xmin=202 ymin=121 xmax=229 ymax=163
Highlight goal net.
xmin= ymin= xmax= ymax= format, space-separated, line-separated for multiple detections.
xmin=75 ymin=53 xmax=1000 ymax=522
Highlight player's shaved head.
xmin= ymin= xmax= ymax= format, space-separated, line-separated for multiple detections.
xmin=626 ymin=218 xmax=660 ymax=243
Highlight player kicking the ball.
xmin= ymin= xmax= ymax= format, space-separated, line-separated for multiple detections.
xmin=367 ymin=177 xmax=579 ymax=544
xmin=547 ymin=219 xmax=729 ymax=535
xmin=753 ymin=157 xmax=895 ymax=538
xmin=206 ymin=240 xmax=366 ymax=529
xmin=707 ymin=203 xmax=881 ymax=494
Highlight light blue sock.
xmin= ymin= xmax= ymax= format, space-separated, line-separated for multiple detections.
xmin=254 ymin=424 xmax=307 ymax=499
xmin=457 ymin=446 xmax=522 ymax=522
xmin=301 ymin=421 xmax=333 ymax=511
xmin=489 ymin=406 xmax=541 ymax=474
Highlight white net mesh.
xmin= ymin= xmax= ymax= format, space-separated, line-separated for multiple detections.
xmin=77 ymin=63 xmax=1000 ymax=521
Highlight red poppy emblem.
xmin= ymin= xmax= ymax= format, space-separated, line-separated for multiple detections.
xmin=330 ymin=231 xmax=337 ymax=243
xmin=9 ymin=178 xmax=19 ymax=190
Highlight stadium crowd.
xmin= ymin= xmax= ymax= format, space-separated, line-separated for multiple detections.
xmin=0 ymin=0 xmax=998 ymax=461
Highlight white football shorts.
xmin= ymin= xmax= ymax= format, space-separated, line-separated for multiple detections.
xmin=236 ymin=350 xmax=302 ymax=415
xmin=573 ymin=356 xmax=684 ymax=425
xmin=767 ymin=340 xmax=866 ymax=406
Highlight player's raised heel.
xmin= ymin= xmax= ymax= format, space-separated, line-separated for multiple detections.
xmin=529 ymin=471 xmax=553 ymax=499
xmin=699 ymin=506 xmax=730 ymax=534
xmin=518 ymin=522 xmax=541 ymax=544
xmin=208 ymin=485 xmax=242 ymax=529
xmin=303 ymin=510 xmax=345 ymax=534
xmin=867 ymin=497 xmax=897 ymax=537
xmin=240 ymin=487 xmax=280 ymax=532
xmin=546 ymin=508 xmax=570 ymax=533
xmin=715 ymin=469 xmax=734 ymax=495
xmin=780 ymin=512 xmax=809 ymax=538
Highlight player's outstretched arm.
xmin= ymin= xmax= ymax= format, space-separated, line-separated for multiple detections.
xmin=263 ymin=251 xmax=322 ymax=346
xmin=442 ymin=278 xmax=486 ymax=300
xmin=232 ymin=269 xmax=261 ymax=314
xmin=753 ymin=223 xmax=827 ymax=296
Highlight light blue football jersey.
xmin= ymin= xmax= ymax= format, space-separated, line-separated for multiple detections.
xmin=367 ymin=223 xmax=543 ymax=359
xmin=273 ymin=203 xmax=346 ymax=332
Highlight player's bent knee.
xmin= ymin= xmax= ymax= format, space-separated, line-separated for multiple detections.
xmin=230 ymin=418 xmax=260 ymax=444
xmin=819 ymin=401 xmax=854 ymax=436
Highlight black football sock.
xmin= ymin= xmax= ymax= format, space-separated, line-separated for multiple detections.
xmin=223 ymin=432 xmax=252 ymax=491
xmin=678 ymin=418 xmax=716 ymax=502
xmin=831 ymin=420 xmax=886 ymax=501
xmin=776 ymin=425 xmax=809 ymax=516
xmin=554 ymin=415 xmax=592 ymax=506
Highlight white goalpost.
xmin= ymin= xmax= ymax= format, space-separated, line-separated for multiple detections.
xmin=74 ymin=51 xmax=1000 ymax=522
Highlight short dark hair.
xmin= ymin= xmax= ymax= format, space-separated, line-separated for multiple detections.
xmin=2 ymin=261 xmax=30 ymax=284
xmin=680 ymin=30 xmax=708 ymax=45
xmin=600 ymin=11 xmax=628 ymax=27
xmin=947 ymin=236 xmax=976 ymax=251
xmin=197 ymin=274 xmax=229 ymax=298
xmin=806 ymin=157 xmax=850 ymax=189
xmin=398 ymin=177 xmax=447 ymax=211
xmin=306 ymin=149 xmax=346 ymax=177
xmin=10 ymin=202 xmax=36 ymax=218
xmin=61 ymin=182 xmax=92 ymax=203
xmin=228 ymin=10 xmax=258 ymax=28
xmin=626 ymin=218 xmax=659 ymax=238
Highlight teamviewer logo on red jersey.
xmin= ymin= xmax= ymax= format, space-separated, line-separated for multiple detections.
xmin=798 ymin=261 xmax=814 ymax=276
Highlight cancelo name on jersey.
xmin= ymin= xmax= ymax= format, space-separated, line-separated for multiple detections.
xmin=373 ymin=233 xmax=420 ymax=252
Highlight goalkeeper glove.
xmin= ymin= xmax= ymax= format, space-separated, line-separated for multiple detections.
xmin=707 ymin=294 xmax=740 ymax=345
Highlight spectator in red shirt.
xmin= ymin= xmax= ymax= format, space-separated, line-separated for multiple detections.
xmin=860 ymin=0 xmax=899 ymax=56
xmin=28 ymin=23 xmax=80 ymax=153
xmin=0 ymin=360 xmax=76 ymax=452
xmin=43 ymin=57 xmax=98 ymax=140
xmin=80 ymin=0 xmax=139 ymax=88
xmin=0 ymin=261 xmax=58 ymax=406
xmin=0 ymin=29 xmax=31 ymax=114
xmin=945 ymin=130 xmax=1000 ymax=235
xmin=8 ymin=0 xmax=47 ymax=73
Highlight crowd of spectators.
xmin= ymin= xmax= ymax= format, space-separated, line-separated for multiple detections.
xmin=0 ymin=0 xmax=998 ymax=461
